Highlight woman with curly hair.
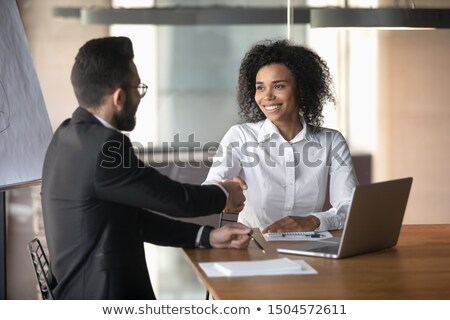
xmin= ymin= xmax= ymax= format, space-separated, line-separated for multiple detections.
xmin=205 ymin=40 xmax=358 ymax=233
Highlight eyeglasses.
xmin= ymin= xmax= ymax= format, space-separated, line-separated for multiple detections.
xmin=124 ymin=83 xmax=148 ymax=98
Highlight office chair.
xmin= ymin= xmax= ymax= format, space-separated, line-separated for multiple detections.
xmin=27 ymin=238 xmax=55 ymax=300
xmin=218 ymin=211 xmax=238 ymax=227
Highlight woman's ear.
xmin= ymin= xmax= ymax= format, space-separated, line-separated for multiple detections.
xmin=112 ymin=87 xmax=126 ymax=111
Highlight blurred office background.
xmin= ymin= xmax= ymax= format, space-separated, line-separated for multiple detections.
xmin=5 ymin=0 xmax=450 ymax=299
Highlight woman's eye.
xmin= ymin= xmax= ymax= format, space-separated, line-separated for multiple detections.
xmin=256 ymin=86 xmax=264 ymax=91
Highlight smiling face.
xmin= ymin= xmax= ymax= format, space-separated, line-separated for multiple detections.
xmin=254 ymin=63 xmax=300 ymax=128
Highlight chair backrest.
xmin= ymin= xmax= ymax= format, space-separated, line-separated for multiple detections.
xmin=27 ymin=238 xmax=55 ymax=300
xmin=218 ymin=211 xmax=238 ymax=227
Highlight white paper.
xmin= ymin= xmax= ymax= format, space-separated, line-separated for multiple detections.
xmin=0 ymin=0 xmax=53 ymax=189
xmin=261 ymin=230 xmax=333 ymax=241
xmin=199 ymin=258 xmax=318 ymax=277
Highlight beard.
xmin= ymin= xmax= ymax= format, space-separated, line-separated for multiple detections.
xmin=115 ymin=103 xmax=136 ymax=132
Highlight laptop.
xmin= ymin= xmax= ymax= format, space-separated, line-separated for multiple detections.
xmin=277 ymin=177 xmax=413 ymax=259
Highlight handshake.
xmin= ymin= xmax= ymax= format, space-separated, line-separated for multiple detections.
xmin=219 ymin=177 xmax=247 ymax=214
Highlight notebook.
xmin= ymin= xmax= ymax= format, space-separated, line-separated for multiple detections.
xmin=198 ymin=258 xmax=318 ymax=277
xmin=277 ymin=177 xmax=413 ymax=259
xmin=214 ymin=258 xmax=302 ymax=276
xmin=262 ymin=230 xmax=333 ymax=241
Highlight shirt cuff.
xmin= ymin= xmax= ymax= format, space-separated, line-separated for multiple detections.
xmin=195 ymin=225 xmax=214 ymax=248
xmin=195 ymin=226 xmax=205 ymax=247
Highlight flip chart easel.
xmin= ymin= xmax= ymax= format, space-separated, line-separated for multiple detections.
xmin=0 ymin=0 xmax=53 ymax=299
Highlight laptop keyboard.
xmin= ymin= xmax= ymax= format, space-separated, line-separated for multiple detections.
xmin=308 ymin=245 xmax=339 ymax=254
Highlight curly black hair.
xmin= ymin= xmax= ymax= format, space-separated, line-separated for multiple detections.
xmin=237 ymin=39 xmax=335 ymax=130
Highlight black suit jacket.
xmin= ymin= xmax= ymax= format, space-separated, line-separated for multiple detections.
xmin=41 ymin=107 xmax=226 ymax=299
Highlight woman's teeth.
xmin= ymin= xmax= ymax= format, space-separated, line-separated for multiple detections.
xmin=265 ymin=104 xmax=281 ymax=111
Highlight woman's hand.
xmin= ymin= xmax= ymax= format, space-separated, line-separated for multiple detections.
xmin=261 ymin=215 xmax=320 ymax=233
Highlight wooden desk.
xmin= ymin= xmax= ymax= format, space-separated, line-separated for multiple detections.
xmin=182 ymin=224 xmax=450 ymax=299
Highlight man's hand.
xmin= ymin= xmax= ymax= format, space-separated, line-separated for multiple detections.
xmin=219 ymin=177 xmax=247 ymax=213
xmin=210 ymin=223 xmax=251 ymax=249
xmin=261 ymin=215 xmax=320 ymax=233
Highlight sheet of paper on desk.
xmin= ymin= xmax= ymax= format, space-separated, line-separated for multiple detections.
xmin=261 ymin=230 xmax=333 ymax=241
xmin=199 ymin=258 xmax=317 ymax=277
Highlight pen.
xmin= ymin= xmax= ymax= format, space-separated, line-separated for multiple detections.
xmin=249 ymin=234 xmax=266 ymax=253
xmin=306 ymin=233 xmax=325 ymax=238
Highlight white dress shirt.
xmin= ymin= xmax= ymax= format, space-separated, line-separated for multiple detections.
xmin=204 ymin=118 xmax=358 ymax=231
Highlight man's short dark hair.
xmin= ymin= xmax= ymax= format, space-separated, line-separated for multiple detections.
xmin=71 ymin=36 xmax=135 ymax=109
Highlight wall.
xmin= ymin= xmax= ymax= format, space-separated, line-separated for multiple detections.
xmin=374 ymin=0 xmax=450 ymax=224
xmin=376 ymin=29 xmax=450 ymax=224
xmin=18 ymin=0 xmax=109 ymax=131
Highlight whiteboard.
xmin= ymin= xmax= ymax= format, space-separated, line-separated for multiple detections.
xmin=0 ymin=0 xmax=53 ymax=189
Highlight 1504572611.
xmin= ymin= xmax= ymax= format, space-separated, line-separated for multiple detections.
xmin=267 ymin=304 xmax=347 ymax=315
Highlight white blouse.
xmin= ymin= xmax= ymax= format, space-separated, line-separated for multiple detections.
xmin=204 ymin=118 xmax=358 ymax=231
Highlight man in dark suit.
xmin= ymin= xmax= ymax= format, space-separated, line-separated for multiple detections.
xmin=41 ymin=36 xmax=250 ymax=299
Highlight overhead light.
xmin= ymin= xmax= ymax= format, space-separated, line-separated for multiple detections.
xmin=310 ymin=8 xmax=450 ymax=30
xmin=53 ymin=6 xmax=310 ymax=25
